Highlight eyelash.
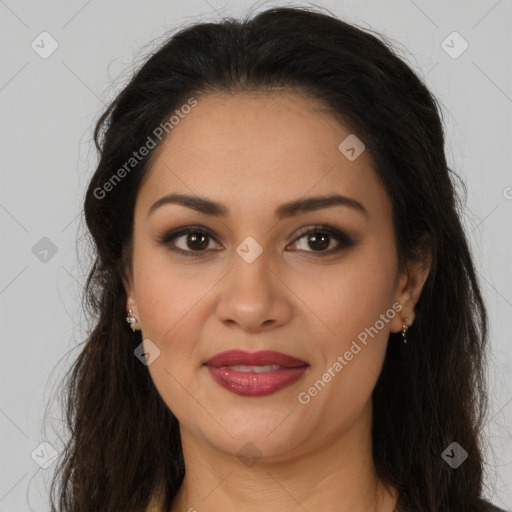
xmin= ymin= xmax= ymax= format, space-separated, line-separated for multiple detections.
xmin=157 ymin=224 xmax=354 ymax=258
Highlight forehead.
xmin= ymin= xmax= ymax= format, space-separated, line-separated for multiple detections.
xmin=136 ymin=91 xmax=390 ymax=222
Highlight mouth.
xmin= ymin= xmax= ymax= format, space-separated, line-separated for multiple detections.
xmin=204 ymin=350 xmax=309 ymax=397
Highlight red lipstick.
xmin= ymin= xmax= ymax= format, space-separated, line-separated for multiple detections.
xmin=204 ymin=350 xmax=309 ymax=397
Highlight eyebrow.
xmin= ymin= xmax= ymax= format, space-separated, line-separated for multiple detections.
xmin=147 ymin=192 xmax=367 ymax=219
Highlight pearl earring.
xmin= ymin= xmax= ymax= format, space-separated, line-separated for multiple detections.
xmin=126 ymin=309 xmax=138 ymax=331
xmin=401 ymin=317 xmax=410 ymax=344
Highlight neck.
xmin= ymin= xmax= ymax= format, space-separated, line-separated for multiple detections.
xmin=169 ymin=401 xmax=398 ymax=512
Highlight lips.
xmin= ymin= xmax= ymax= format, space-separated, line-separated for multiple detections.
xmin=205 ymin=350 xmax=308 ymax=368
xmin=204 ymin=350 xmax=309 ymax=397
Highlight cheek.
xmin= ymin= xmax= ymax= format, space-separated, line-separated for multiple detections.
xmin=294 ymin=243 xmax=398 ymax=410
xmin=132 ymin=251 xmax=208 ymax=417
xmin=291 ymin=238 xmax=398 ymax=343
xmin=296 ymin=294 xmax=394 ymax=436
xmin=133 ymin=240 xmax=208 ymax=339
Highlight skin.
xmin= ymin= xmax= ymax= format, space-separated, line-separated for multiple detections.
xmin=124 ymin=91 xmax=431 ymax=512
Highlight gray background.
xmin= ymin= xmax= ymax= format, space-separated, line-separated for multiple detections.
xmin=1 ymin=0 xmax=511 ymax=510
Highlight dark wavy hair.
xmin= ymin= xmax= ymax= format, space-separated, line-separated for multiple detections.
xmin=48 ymin=5 xmax=500 ymax=512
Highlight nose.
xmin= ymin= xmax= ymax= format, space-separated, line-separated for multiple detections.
xmin=216 ymin=249 xmax=293 ymax=333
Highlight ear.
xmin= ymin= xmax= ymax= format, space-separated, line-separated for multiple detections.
xmin=390 ymin=233 xmax=432 ymax=333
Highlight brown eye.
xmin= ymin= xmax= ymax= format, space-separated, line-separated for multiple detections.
xmin=290 ymin=226 xmax=353 ymax=255
xmin=158 ymin=226 xmax=221 ymax=257
xmin=182 ymin=232 xmax=209 ymax=251
xmin=169 ymin=230 xmax=219 ymax=255
xmin=304 ymin=232 xmax=331 ymax=251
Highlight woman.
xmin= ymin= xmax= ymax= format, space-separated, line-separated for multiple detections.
xmin=49 ymin=5 xmax=506 ymax=512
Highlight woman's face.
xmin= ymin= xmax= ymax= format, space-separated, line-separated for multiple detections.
xmin=125 ymin=91 xmax=420 ymax=461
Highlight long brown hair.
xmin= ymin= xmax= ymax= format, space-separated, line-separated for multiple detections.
xmin=48 ymin=6 xmax=496 ymax=511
